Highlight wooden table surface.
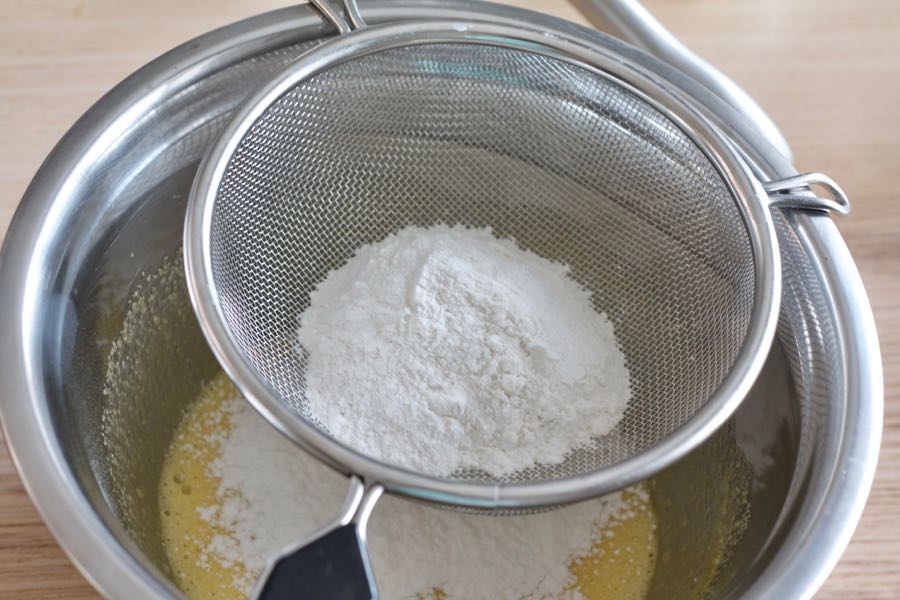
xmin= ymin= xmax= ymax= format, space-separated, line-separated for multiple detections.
xmin=1 ymin=1 xmax=897 ymax=597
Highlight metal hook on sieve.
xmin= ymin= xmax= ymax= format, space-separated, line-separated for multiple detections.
xmin=310 ymin=0 xmax=367 ymax=33
xmin=764 ymin=172 xmax=851 ymax=215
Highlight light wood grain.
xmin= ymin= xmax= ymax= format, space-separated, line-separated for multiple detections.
xmin=1 ymin=1 xmax=897 ymax=597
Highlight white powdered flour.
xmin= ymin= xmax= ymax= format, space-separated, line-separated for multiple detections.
xmin=201 ymin=393 xmax=640 ymax=598
xmin=298 ymin=225 xmax=631 ymax=476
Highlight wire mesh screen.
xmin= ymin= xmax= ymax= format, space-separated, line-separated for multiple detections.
xmin=207 ymin=43 xmax=756 ymax=484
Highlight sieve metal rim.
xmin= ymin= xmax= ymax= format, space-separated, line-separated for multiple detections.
xmin=184 ymin=18 xmax=781 ymax=510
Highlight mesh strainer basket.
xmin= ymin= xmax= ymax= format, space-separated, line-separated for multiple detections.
xmin=183 ymin=2 xmax=849 ymax=596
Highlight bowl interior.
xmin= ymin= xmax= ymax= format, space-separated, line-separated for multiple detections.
xmin=87 ymin=198 xmax=797 ymax=597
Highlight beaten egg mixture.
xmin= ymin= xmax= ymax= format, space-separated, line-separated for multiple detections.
xmin=160 ymin=374 xmax=657 ymax=599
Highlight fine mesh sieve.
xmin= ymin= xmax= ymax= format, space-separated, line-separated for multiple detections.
xmin=207 ymin=40 xmax=763 ymax=482
xmin=187 ymin=15 xmax=784 ymax=497
xmin=183 ymin=3 xmax=851 ymax=596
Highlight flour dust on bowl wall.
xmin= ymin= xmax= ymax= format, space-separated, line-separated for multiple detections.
xmin=0 ymin=2 xmax=880 ymax=600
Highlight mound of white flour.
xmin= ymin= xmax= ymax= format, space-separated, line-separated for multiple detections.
xmin=298 ymin=225 xmax=631 ymax=477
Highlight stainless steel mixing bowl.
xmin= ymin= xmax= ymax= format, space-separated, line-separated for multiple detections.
xmin=0 ymin=2 xmax=881 ymax=598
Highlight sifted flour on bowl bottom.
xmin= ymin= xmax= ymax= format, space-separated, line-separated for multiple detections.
xmin=160 ymin=373 xmax=657 ymax=599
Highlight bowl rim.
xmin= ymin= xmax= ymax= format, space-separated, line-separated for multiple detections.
xmin=0 ymin=2 xmax=882 ymax=598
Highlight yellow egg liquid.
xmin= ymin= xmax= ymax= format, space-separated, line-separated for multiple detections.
xmin=160 ymin=373 xmax=657 ymax=599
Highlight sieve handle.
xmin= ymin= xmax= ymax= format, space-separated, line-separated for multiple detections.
xmin=252 ymin=477 xmax=384 ymax=600
xmin=570 ymin=0 xmax=793 ymax=162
